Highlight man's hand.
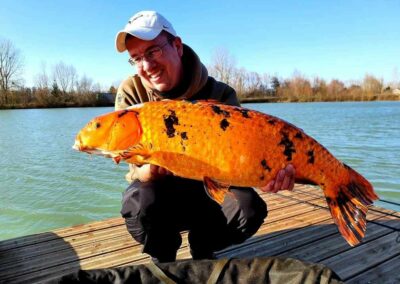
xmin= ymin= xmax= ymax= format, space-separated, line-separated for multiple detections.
xmin=137 ymin=164 xmax=173 ymax=182
xmin=260 ymin=164 xmax=296 ymax=193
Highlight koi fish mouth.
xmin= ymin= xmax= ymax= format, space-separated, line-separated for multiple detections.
xmin=72 ymin=140 xmax=82 ymax=151
xmin=72 ymin=139 xmax=121 ymax=161
xmin=72 ymin=139 xmax=99 ymax=154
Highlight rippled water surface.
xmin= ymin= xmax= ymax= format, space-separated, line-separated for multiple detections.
xmin=0 ymin=101 xmax=399 ymax=240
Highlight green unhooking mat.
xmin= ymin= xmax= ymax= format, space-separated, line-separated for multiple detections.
xmin=58 ymin=257 xmax=343 ymax=284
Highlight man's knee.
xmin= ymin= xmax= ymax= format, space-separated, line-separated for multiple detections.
xmin=120 ymin=180 xmax=178 ymax=243
xmin=121 ymin=180 xmax=164 ymax=222
xmin=124 ymin=214 xmax=146 ymax=244
xmin=120 ymin=182 xmax=146 ymax=243
xmin=232 ymin=187 xmax=267 ymax=220
xmin=242 ymin=195 xmax=268 ymax=225
xmin=225 ymin=188 xmax=268 ymax=243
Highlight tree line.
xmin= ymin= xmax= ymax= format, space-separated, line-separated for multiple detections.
xmin=208 ymin=48 xmax=400 ymax=103
xmin=1 ymin=39 xmax=399 ymax=109
xmin=0 ymin=38 xmax=116 ymax=109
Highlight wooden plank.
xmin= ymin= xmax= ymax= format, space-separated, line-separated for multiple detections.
xmin=0 ymin=217 xmax=125 ymax=251
xmin=218 ymin=208 xmax=334 ymax=258
xmin=0 ymin=234 xmax=135 ymax=280
xmin=1 ymin=188 xmax=325 ymax=283
xmin=218 ymin=207 xmax=390 ymax=259
xmin=321 ymin=231 xmax=400 ymax=281
xmin=0 ymin=225 xmax=131 ymax=266
xmin=0 ymin=190 xmax=319 ymax=270
xmin=294 ymin=185 xmax=400 ymax=218
xmin=2 ymin=246 xmax=143 ymax=284
xmin=1 ymin=184 xmax=398 ymax=284
xmin=346 ymin=254 xmax=400 ymax=284
xmin=1 ymin=232 xmax=154 ymax=284
xmin=277 ymin=211 xmax=400 ymax=262
xmin=259 ymin=193 xmax=320 ymax=211
xmin=258 ymin=200 xmax=327 ymax=227
xmin=218 ymin=218 xmax=335 ymax=258
xmin=1 ymin=231 xmax=134 ymax=283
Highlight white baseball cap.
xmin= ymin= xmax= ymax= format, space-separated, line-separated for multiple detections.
xmin=115 ymin=11 xmax=177 ymax=52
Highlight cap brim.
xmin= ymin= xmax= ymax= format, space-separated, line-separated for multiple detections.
xmin=115 ymin=27 xmax=163 ymax=53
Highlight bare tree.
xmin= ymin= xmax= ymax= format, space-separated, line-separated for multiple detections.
xmin=260 ymin=73 xmax=270 ymax=92
xmin=312 ymin=77 xmax=327 ymax=101
xmin=208 ymin=47 xmax=236 ymax=86
xmin=246 ymin=71 xmax=262 ymax=93
xmin=327 ymin=79 xmax=346 ymax=101
xmin=0 ymin=39 xmax=24 ymax=103
xmin=362 ymin=74 xmax=383 ymax=97
xmin=52 ymin=61 xmax=77 ymax=93
xmin=92 ymin=82 xmax=101 ymax=93
xmin=76 ymin=74 xmax=94 ymax=94
xmin=288 ymin=73 xmax=313 ymax=101
xmin=391 ymin=67 xmax=399 ymax=89
xmin=34 ymin=61 xmax=50 ymax=90
xmin=232 ymin=67 xmax=247 ymax=98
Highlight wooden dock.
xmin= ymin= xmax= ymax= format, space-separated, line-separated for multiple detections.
xmin=1 ymin=184 xmax=399 ymax=283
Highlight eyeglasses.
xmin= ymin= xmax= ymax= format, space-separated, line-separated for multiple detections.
xmin=128 ymin=42 xmax=170 ymax=67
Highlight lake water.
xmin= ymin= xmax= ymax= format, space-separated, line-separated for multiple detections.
xmin=0 ymin=101 xmax=399 ymax=241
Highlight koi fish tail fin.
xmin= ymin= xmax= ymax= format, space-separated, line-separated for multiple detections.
xmin=324 ymin=166 xmax=379 ymax=246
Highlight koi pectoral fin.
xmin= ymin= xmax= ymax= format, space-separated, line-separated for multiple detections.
xmin=121 ymin=144 xmax=152 ymax=165
xmin=203 ymin=177 xmax=232 ymax=205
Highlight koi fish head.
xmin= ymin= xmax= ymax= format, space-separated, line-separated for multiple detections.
xmin=73 ymin=109 xmax=142 ymax=162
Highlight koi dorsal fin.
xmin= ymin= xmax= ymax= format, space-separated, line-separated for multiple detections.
xmin=203 ymin=177 xmax=232 ymax=205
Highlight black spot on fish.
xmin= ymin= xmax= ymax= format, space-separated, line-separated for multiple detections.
xmin=240 ymin=109 xmax=250 ymax=118
xmin=261 ymin=159 xmax=271 ymax=172
xmin=295 ymin=132 xmax=303 ymax=139
xmin=212 ymin=105 xmax=230 ymax=117
xmin=220 ymin=119 xmax=230 ymax=131
xmin=180 ymin=132 xmax=188 ymax=140
xmin=233 ymin=107 xmax=250 ymax=118
xmin=279 ymin=132 xmax=296 ymax=161
xmin=95 ymin=122 xmax=101 ymax=129
xmin=118 ymin=110 xmax=129 ymax=118
xmin=163 ymin=110 xmax=179 ymax=138
xmin=180 ymin=141 xmax=186 ymax=152
xmin=268 ymin=119 xmax=277 ymax=125
xmin=307 ymin=150 xmax=315 ymax=164
xmin=260 ymin=175 xmax=265 ymax=181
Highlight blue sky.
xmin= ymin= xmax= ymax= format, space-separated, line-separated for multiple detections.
xmin=1 ymin=0 xmax=399 ymax=89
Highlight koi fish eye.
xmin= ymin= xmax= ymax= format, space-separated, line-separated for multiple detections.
xmin=73 ymin=109 xmax=142 ymax=152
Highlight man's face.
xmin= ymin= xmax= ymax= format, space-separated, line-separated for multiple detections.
xmin=126 ymin=34 xmax=183 ymax=92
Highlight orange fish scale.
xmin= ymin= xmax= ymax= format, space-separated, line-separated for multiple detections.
xmin=134 ymin=101 xmax=340 ymax=188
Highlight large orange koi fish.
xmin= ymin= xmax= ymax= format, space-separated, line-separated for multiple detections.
xmin=73 ymin=100 xmax=378 ymax=246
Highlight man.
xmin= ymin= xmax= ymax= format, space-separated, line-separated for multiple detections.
xmin=115 ymin=11 xmax=295 ymax=262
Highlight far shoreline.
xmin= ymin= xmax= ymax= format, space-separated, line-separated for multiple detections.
xmin=0 ymin=97 xmax=399 ymax=110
